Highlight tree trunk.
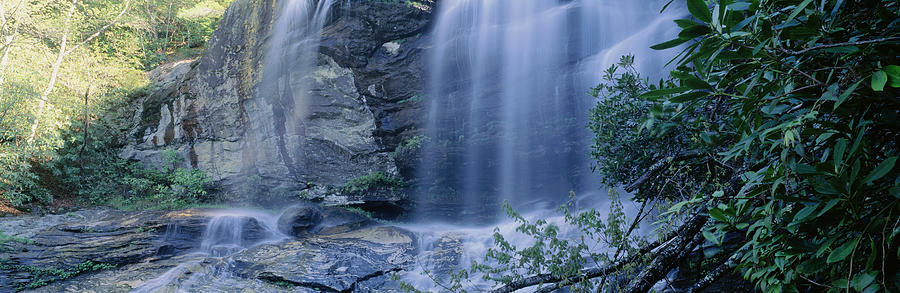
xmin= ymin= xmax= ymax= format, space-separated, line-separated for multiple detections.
xmin=0 ymin=0 xmax=25 ymax=99
xmin=28 ymin=0 xmax=76 ymax=144
xmin=78 ymin=87 xmax=91 ymax=178
xmin=27 ymin=0 xmax=132 ymax=144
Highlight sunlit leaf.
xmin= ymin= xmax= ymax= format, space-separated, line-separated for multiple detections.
xmin=871 ymin=70 xmax=887 ymax=91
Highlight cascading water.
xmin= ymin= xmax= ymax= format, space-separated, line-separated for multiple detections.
xmin=131 ymin=2 xmax=343 ymax=291
xmin=199 ymin=211 xmax=282 ymax=257
xmin=418 ymin=0 xmax=685 ymax=222
xmin=241 ymin=0 xmax=334 ymax=191
xmin=133 ymin=210 xmax=284 ymax=292
xmin=405 ymin=0 xmax=685 ymax=289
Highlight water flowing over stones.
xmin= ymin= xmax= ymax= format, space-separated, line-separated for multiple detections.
xmin=1 ymin=207 xmax=416 ymax=292
xmin=418 ymin=0 xmax=685 ymax=221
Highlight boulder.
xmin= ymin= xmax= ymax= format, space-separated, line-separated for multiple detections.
xmin=276 ymin=206 xmax=324 ymax=236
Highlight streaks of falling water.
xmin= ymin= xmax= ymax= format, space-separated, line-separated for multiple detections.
xmin=418 ymin=0 xmax=686 ymax=223
xmin=135 ymin=1 xmax=336 ymax=290
xmin=241 ymin=0 xmax=335 ymax=187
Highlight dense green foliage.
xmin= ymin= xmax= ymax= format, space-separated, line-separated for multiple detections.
xmin=634 ymin=0 xmax=899 ymax=291
xmin=0 ymin=0 xmax=230 ymax=209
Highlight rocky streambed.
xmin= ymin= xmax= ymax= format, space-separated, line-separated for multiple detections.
xmin=0 ymin=206 xmax=444 ymax=292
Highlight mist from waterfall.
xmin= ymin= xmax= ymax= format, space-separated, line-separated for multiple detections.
xmin=418 ymin=0 xmax=685 ymax=223
xmin=241 ymin=0 xmax=334 ymax=189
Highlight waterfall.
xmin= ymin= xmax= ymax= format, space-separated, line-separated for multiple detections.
xmin=241 ymin=0 xmax=334 ymax=189
xmin=418 ymin=0 xmax=685 ymax=222
xmin=133 ymin=210 xmax=283 ymax=292
xmin=199 ymin=210 xmax=282 ymax=256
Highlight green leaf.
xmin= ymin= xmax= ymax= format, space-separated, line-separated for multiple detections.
xmin=669 ymin=91 xmax=708 ymax=103
xmin=726 ymin=2 xmax=751 ymax=11
xmin=793 ymin=204 xmax=818 ymax=223
xmin=816 ymin=199 xmax=840 ymax=217
xmin=640 ymin=86 xmax=688 ymax=98
xmin=651 ymin=38 xmax=690 ymax=50
xmin=709 ymin=208 xmax=728 ymax=222
xmin=834 ymin=80 xmax=862 ymax=110
xmin=851 ymin=272 xmax=877 ymax=291
xmin=785 ymin=0 xmax=813 ymax=24
xmin=863 ymin=156 xmax=897 ymax=185
xmin=687 ymin=0 xmax=711 ymax=23
xmin=674 ymin=19 xmax=703 ymax=29
xmin=796 ymin=164 xmax=817 ymax=175
xmin=672 ymin=71 xmax=712 ymax=90
xmin=702 ymin=230 xmax=721 ymax=245
xmin=871 ymin=70 xmax=887 ymax=91
xmin=827 ymin=237 xmax=859 ymax=263
xmin=885 ymin=65 xmax=900 ymax=87
xmin=833 ymin=139 xmax=847 ymax=170
xmin=797 ymin=257 xmax=825 ymax=274
xmin=679 ymin=25 xmax=711 ymax=39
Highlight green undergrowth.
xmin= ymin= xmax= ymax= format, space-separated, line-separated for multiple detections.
xmin=0 ymin=231 xmax=34 ymax=251
xmin=0 ymin=259 xmax=116 ymax=291
xmin=340 ymin=172 xmax=405 ymax=194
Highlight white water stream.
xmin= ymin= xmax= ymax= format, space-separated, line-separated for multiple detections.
xmin=408 ymin=0 xmax=685 ymax=290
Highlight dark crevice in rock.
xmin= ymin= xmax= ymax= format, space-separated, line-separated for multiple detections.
xmin=344 ymin=267 xmax=403 ymax=293
xmin=257 ymin=272 xmax=341 ymax=292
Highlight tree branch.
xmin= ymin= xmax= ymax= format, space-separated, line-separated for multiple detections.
xmin=625 ymin=152 xmax=702 ymax=192
xmin=64 ymin=0 xmax=133 ymax=56
xmin=622 ymin=213 xmax=708 ymax=293
xmin=687 ymin=250 xmax=740 ymax=292
xmin=489 ymin=212 xmax=709 ymax=293
xmin=778 ymin=36 xmax=900 ymax=56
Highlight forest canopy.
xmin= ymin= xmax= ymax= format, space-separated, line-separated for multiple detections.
xmin=0 ymin=0 xmax=232 ymax=210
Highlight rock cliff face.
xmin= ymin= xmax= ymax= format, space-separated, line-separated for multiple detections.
xmin=120 ymin=0 xmax=434 ymax=205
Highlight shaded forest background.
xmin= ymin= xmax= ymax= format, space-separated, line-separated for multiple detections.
xmin=0 ymin=0 xmax=233 ymax=212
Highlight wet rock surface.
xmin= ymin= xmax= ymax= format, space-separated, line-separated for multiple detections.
xmin=0 ymin=209 xmax=210 ymax=292
xmin=429 ymin=232 xmax=464 ymax=278
xmin=1 ymin=207 xmax=419 ymax=292
xmin=276 ymin=205 xmax=324 ymax=236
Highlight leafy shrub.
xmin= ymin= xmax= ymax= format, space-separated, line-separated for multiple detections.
xmin=392 ymin=135 xmax=427 ymax=159
xmin=340 ymin=172 xmax=405 ymax=194
xmin=0 ymin=259 xmax=116 ymax=291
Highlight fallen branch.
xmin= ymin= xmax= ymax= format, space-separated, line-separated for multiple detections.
xmin=622 ymin=213 xmax=708 ymax=293
xmin=489 ymin=212 xmax=709 ymax=293
xmin=687 ymin=251 xmax=740 ymax=292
